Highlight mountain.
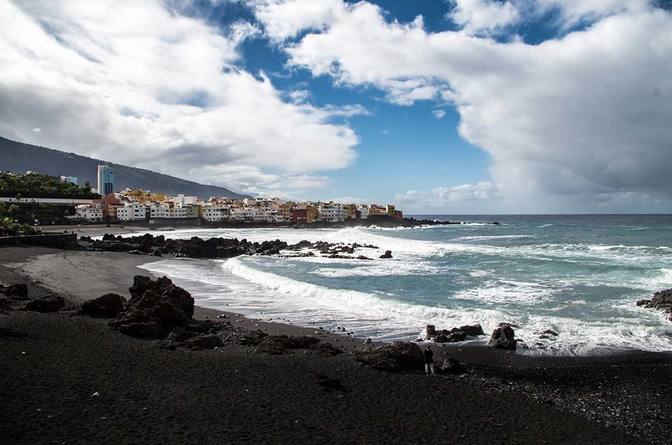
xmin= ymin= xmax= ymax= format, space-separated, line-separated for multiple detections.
xmin=0 ymin=136 xmax=248 ymax=199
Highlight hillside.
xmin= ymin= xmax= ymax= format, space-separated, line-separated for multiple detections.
xmin=0 ymin=136 xmax=248 ymax=199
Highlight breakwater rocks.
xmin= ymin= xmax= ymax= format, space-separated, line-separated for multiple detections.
xmin=83 ymin=233 xmax=385 ymax=261
xmin=637 ymin=289 xmax=672 ymax=321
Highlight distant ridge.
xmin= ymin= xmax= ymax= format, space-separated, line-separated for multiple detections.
xmin=0 ymin=136 xmax=248 ymax=199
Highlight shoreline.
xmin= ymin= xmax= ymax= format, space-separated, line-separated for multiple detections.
xmin=2 ymin=246 xmax=672 ymax=443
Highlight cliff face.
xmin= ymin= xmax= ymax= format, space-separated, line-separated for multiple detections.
xmin=0 ymin=136 xmax=248 ymax=199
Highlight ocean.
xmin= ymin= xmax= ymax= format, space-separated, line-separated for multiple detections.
xmin=137 ymin=214 xmax=672 ymax=356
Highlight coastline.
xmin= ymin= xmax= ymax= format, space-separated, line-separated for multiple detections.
xmin=1 ymin=244 xmax=671 ymax=443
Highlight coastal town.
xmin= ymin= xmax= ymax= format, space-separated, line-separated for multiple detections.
xmin=4 ymin=165 xmax=403 ymax=225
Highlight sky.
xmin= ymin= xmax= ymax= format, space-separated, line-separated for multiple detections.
xmin=0 ymin=0 xmax=671 ymax=213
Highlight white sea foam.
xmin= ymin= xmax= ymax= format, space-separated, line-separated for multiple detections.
xmin=453 ymin=235 xmax=533 ymax=241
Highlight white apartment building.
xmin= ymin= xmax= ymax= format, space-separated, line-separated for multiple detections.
xmin=318 ymin=202 xmax=345 ymax=222
xmin=149 ymin=203 xmax=198 ymax=219
xmin=254 ymin=200 xmax=280 ymax=222
xmin=116 ymin=203 xmax=147 ymax=221
xmin=358 ymin=205 xmax=369 ymax=219
xmin=202 ymin=204 xmax=230 ymax=222
xmin=230 ymin=205 xmax=256 ymax=221
xmin=75 ymin=203 xmax=103 ymax=221
xmin=172 ymin=194 xmax=198 ymax=206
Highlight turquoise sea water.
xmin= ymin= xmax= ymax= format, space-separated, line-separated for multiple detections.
xmin=138 ymin=215 xmax=672 ymax=355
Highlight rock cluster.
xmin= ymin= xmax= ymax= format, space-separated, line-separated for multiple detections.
xmin=354 ymin=342 xmax=423 ymax=372
xmin=637 ymin=289 xmax=672 ymax=321
xmin=488 ymin=323 xmax=517 ymax=350
xmin=426 ymin=324 xmax=485 ymax=343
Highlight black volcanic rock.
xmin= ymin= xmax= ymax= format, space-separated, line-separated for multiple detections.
xmin=427 ymin=324 xmax=485 ymax=343
xmin=637 ymin=289 xmax=672 ymax=321
xmin=379 ymin=250 xmax=393 ymax=259
xmin=110 ymin=275 xmax=195 ymax=338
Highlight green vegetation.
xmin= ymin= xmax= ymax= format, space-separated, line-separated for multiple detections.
xmin=0 ymin=171 xmax=100 ymax=198
xmin=0 ymin=216 xmax=40 ymax=237
xmin=0 ymin=201 xmax=75 ymax=225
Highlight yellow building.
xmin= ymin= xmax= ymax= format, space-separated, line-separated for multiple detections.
xmin=306 ymin=205 xmax=319 ymax=223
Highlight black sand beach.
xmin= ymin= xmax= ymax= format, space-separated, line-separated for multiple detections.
xmin=1 ymin=240 xmax=671 ymax=444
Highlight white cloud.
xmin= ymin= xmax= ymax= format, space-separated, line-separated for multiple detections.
xmin=249 ymin=0 xmax=346 ymax=41
xmin=448 ymin=0 xmax=520 ymax=35
xmin=395 ymin=182 xmax=499 ymax=213
xmin=0 ymin=0 xmax=360 ymax=194
xmin=277 ymin=1 xmax=672 ymax=211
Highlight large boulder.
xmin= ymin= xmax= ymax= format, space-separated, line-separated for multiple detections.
xmin=110 ymin=276 xmax=195 ymax=338
xmin=354 ymin=342 xmax=423 ymax=372
xmin=637 ymin=289 xmax=672 ymax=321
xmin=488 ymin=323 xmax=517 ymax=350
xmin=24 ymin=295 xmax=65 ymax=313
xmin=80 ymin=293 xmax=127 ymax=317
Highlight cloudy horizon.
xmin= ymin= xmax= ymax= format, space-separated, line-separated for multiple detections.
xmin=1 ymin=0 xmax=671 ymax=213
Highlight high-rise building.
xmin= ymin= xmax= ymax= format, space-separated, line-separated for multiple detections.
xmin=97 ymin=165 xmax=115 ymax=195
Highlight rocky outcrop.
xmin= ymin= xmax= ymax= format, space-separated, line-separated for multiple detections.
xmin=637 ymin=289 xmax=672 ymax=321
xmin=24 ymin=295 xmax=65 ymax=313
xmin=488 ymin=323 xmax=517 ymax=350
xmin=426 ymin=324 xmax=485 ymax=343
xmin=109 ymin=275 xmax=195 ymax=338
xmin=80 ymin=293 xmax=127 ymax=317
xmin=354 ymin=342 xmax=423 ymax=372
